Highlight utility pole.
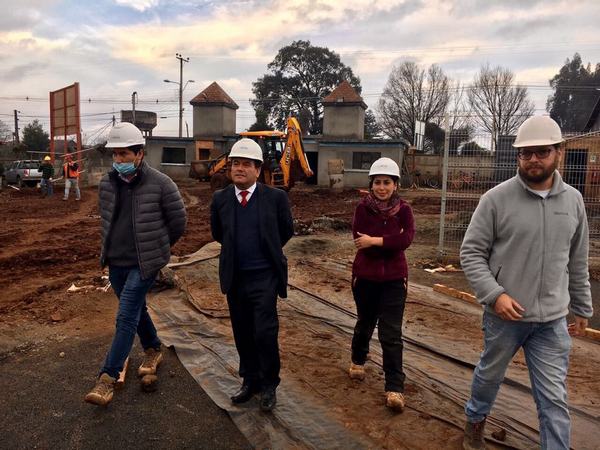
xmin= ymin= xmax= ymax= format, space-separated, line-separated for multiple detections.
xmin=132 ymin=91 xmax=138 ymax=126
xmin=13 ymin=110 xmax=19 ymax=143
xmin=176 ymin=53 xmax=189 ymax=138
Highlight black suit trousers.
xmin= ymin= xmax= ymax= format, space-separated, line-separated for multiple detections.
xmin=226 ymin=268 xmax=280 ymax=390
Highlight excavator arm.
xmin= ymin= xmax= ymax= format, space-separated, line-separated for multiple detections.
xmin=277 ymin=117 xmax=313 ymax=189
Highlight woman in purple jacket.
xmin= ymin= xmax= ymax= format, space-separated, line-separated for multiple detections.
xmin=348 ymin=157 xmax=415 ymax=412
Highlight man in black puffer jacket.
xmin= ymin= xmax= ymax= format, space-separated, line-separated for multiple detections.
xmin=85 ymin=122 xmax=186 ymax=406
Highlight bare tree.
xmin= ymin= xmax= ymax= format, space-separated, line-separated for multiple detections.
xmin=0 ymin=119 xmax=12 ymax=143
xmin=448 ymin=81 xmax=473 ymax=131
xmin=446 ymin=82 xmax=476 ymax=152
xmin=467 ymin=64 xmax=534 ymax=150
xmin=377 ymin=62 xmax=450 ymax=144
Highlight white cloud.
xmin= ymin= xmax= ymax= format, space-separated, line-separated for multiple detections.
xmin=1 ymin=0 xmax=599 ymax=135
xmin=116 ymin=79 xmax=140 ymax=87
xmin=114 ymin=0 xmax=160 ymax=12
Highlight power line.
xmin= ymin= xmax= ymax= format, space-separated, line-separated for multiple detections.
xmin=1 ymin=82 xmax=599 ymax=106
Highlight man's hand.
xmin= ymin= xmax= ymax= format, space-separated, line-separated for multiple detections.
xmin=354 ymin=232 xmax=374 ymax=249
xmin=568 ymin=316 xmax=588 ymax=337
xmin=493 ymin=293 xmax=525 ymax=320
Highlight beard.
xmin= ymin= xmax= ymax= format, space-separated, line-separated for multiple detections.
xmin=518 ymin=158 xmax=559 ymax=184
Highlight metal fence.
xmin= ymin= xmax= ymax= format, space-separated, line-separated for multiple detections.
xmin=438 ymin=121 xmax=600 ymax=259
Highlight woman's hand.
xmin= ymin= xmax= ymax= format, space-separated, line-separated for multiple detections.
xmin=354 ymin=232 xmax=373 ymax=249
xmin=354 ymin=232 xmax=383 ymax=249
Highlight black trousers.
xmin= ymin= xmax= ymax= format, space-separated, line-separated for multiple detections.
xmin=227 ymin=268 xmax=280 ymax=390
xmin=351 ymin=278 xmax=407 ymax=392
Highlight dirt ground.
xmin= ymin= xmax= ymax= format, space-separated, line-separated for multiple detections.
xmin=0 ymin=181 xmax=449 ymax=330
xmin=1 ymin=180 xmax=599 ymax=449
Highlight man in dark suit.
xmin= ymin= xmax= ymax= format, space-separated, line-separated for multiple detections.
xmin=210 ymin=138 xmax=294 ymax=412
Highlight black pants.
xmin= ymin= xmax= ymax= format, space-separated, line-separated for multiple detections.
xmin=227 ymin=268 xmax=280 ymax=390
xmin=351 ymin=278 xmax=407 ymax=392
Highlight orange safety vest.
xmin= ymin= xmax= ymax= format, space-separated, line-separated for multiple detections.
xmin=64 ymin=163 xmax=79 ymax=179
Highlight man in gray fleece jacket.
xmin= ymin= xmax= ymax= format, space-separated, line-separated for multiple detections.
xmin=85 ymin=122 xmax=186 ymax=407
xmin=460 ymin=116 xmax=593 ymax=450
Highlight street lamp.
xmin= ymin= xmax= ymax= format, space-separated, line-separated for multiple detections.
xmin=163 ymin=53 xmax=191 ymax=138
xmin=164 ymin=79 xmax=194 ymax=138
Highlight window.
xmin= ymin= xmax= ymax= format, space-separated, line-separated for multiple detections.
xmin=162 ymin=147 xmax=186 ymax=164
xmin=352 ymin=152 xmax=381 ymax=170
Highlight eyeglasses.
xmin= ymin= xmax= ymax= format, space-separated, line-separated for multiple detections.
xmin=517 ymin=148 xmax=553 ymax=161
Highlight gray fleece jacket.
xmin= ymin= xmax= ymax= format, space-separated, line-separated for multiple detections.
xmin=460 ymin=171 xmax=593 ymax=322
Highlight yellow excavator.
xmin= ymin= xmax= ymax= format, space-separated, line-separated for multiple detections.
xmin=191 ymin=117 xmax=314 ymax=191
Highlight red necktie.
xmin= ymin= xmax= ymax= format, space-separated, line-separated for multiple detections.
xmin=240 ymin=190 xmax=249 ymax=207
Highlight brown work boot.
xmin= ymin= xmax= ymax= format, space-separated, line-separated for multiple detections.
xmin=348 ymin=363 xmax=366 ymax=380
xmin=463 ymin=418 xmax=487 ymax=450
xmin=385 ymin=391 xmax=405 ymax=412
xmin=84 ymin=373 xmax=115 ymax=406
xmin=138 ymin=347 xmax=163 ymax=377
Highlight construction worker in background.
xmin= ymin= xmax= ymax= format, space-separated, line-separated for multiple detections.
xmin=85 ymin=122 xmax=187 ymax=406
xmin=38 ymin=156 xmax=54 ymax=197
xmin=349 ymin=157 xmax=415 ymax=412
xmin=62 ymin=153 xmax=81 ymax=201
xmin=210 ymin=138 xmax=293 ymax=412
xmin=460 ymin=116 xmax=593 ymax=450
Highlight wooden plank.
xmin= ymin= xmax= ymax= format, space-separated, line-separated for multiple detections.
xmin=459 ymin=292 xmax=478 ymax=304
xmin=585 ymin=328 xmax=600 ymax=342
xmin=115 ymin=356 xmax=129 ymax=389
xmin=433 ymin=283 xmax=478 ymax=305
xmin=434 ymin=284 xmax=600 ymax=342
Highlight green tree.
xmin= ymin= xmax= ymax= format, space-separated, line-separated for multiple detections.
xmin=422 ymin=123 xmax=474 ymax=155
xmin=251 ymin=40 xmax=361 ymax=134
xmin=547 ymin=53 xmax=600 ymax=132
xmin=364 ymin=110 xmax=382 ymax=139
xmin=424 ymin=122 xmax=445 ymax=154
xmin=248 ymin=108 xmax=271 ymax=131
xmin=22 ymin=120 xmax=49 ymax=153
xmin=460 ymin=140 xmax=486 ymax=156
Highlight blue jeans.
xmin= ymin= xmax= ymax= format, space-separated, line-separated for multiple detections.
xmin=466 ymin=312 xmax=572 ymax=449
xmin=40 ymin=178 xmax=53 ymax=197
xmin=64 ymin=178 xmax=80 ymax=200
xmin=100 ymin=266 xmax=161 ymax=379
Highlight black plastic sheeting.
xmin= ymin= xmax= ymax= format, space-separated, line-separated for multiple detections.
xmin=150 ymin=286 xmax=372 ymax=450
xmin=149 ymin=247 xmax=600 ymax=450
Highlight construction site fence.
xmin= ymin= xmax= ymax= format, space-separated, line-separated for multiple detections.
xmin=437 ymin=128 xmax=600 ymax=259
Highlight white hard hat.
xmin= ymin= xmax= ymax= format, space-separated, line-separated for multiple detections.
xmin=513 ymin=116 xmax=562 ymax=148
xmin=369 ymin=157 xmax=400 ymax=178
xmin=229 ymin=138 xmax=263 ymax=163
xmin=105 ymin=122 xmax=145 ymax=148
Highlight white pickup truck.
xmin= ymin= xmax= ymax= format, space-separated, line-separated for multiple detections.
xmin=3 ymin=160 xmax=43 ymax=187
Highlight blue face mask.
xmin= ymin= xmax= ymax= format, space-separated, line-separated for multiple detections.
xmin=113 ymin=162 xmax=137 ymax=175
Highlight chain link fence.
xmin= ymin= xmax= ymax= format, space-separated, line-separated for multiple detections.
xmin=437 ymin=116 xmax=600 ymax=259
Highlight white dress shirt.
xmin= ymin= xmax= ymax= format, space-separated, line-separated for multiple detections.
xmin=234 ymin=183 xmax=257 ymax=204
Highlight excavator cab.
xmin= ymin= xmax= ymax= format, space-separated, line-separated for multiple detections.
xmin=255 ymin=136 xmax=284 ymax=173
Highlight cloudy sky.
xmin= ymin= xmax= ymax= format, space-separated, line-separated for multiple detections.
xmin=1 ymin=0 xmax=599 ymax=142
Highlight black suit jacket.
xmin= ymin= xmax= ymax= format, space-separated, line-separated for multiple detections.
xmin=210 ymin=183 xmax=294 ymax=297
